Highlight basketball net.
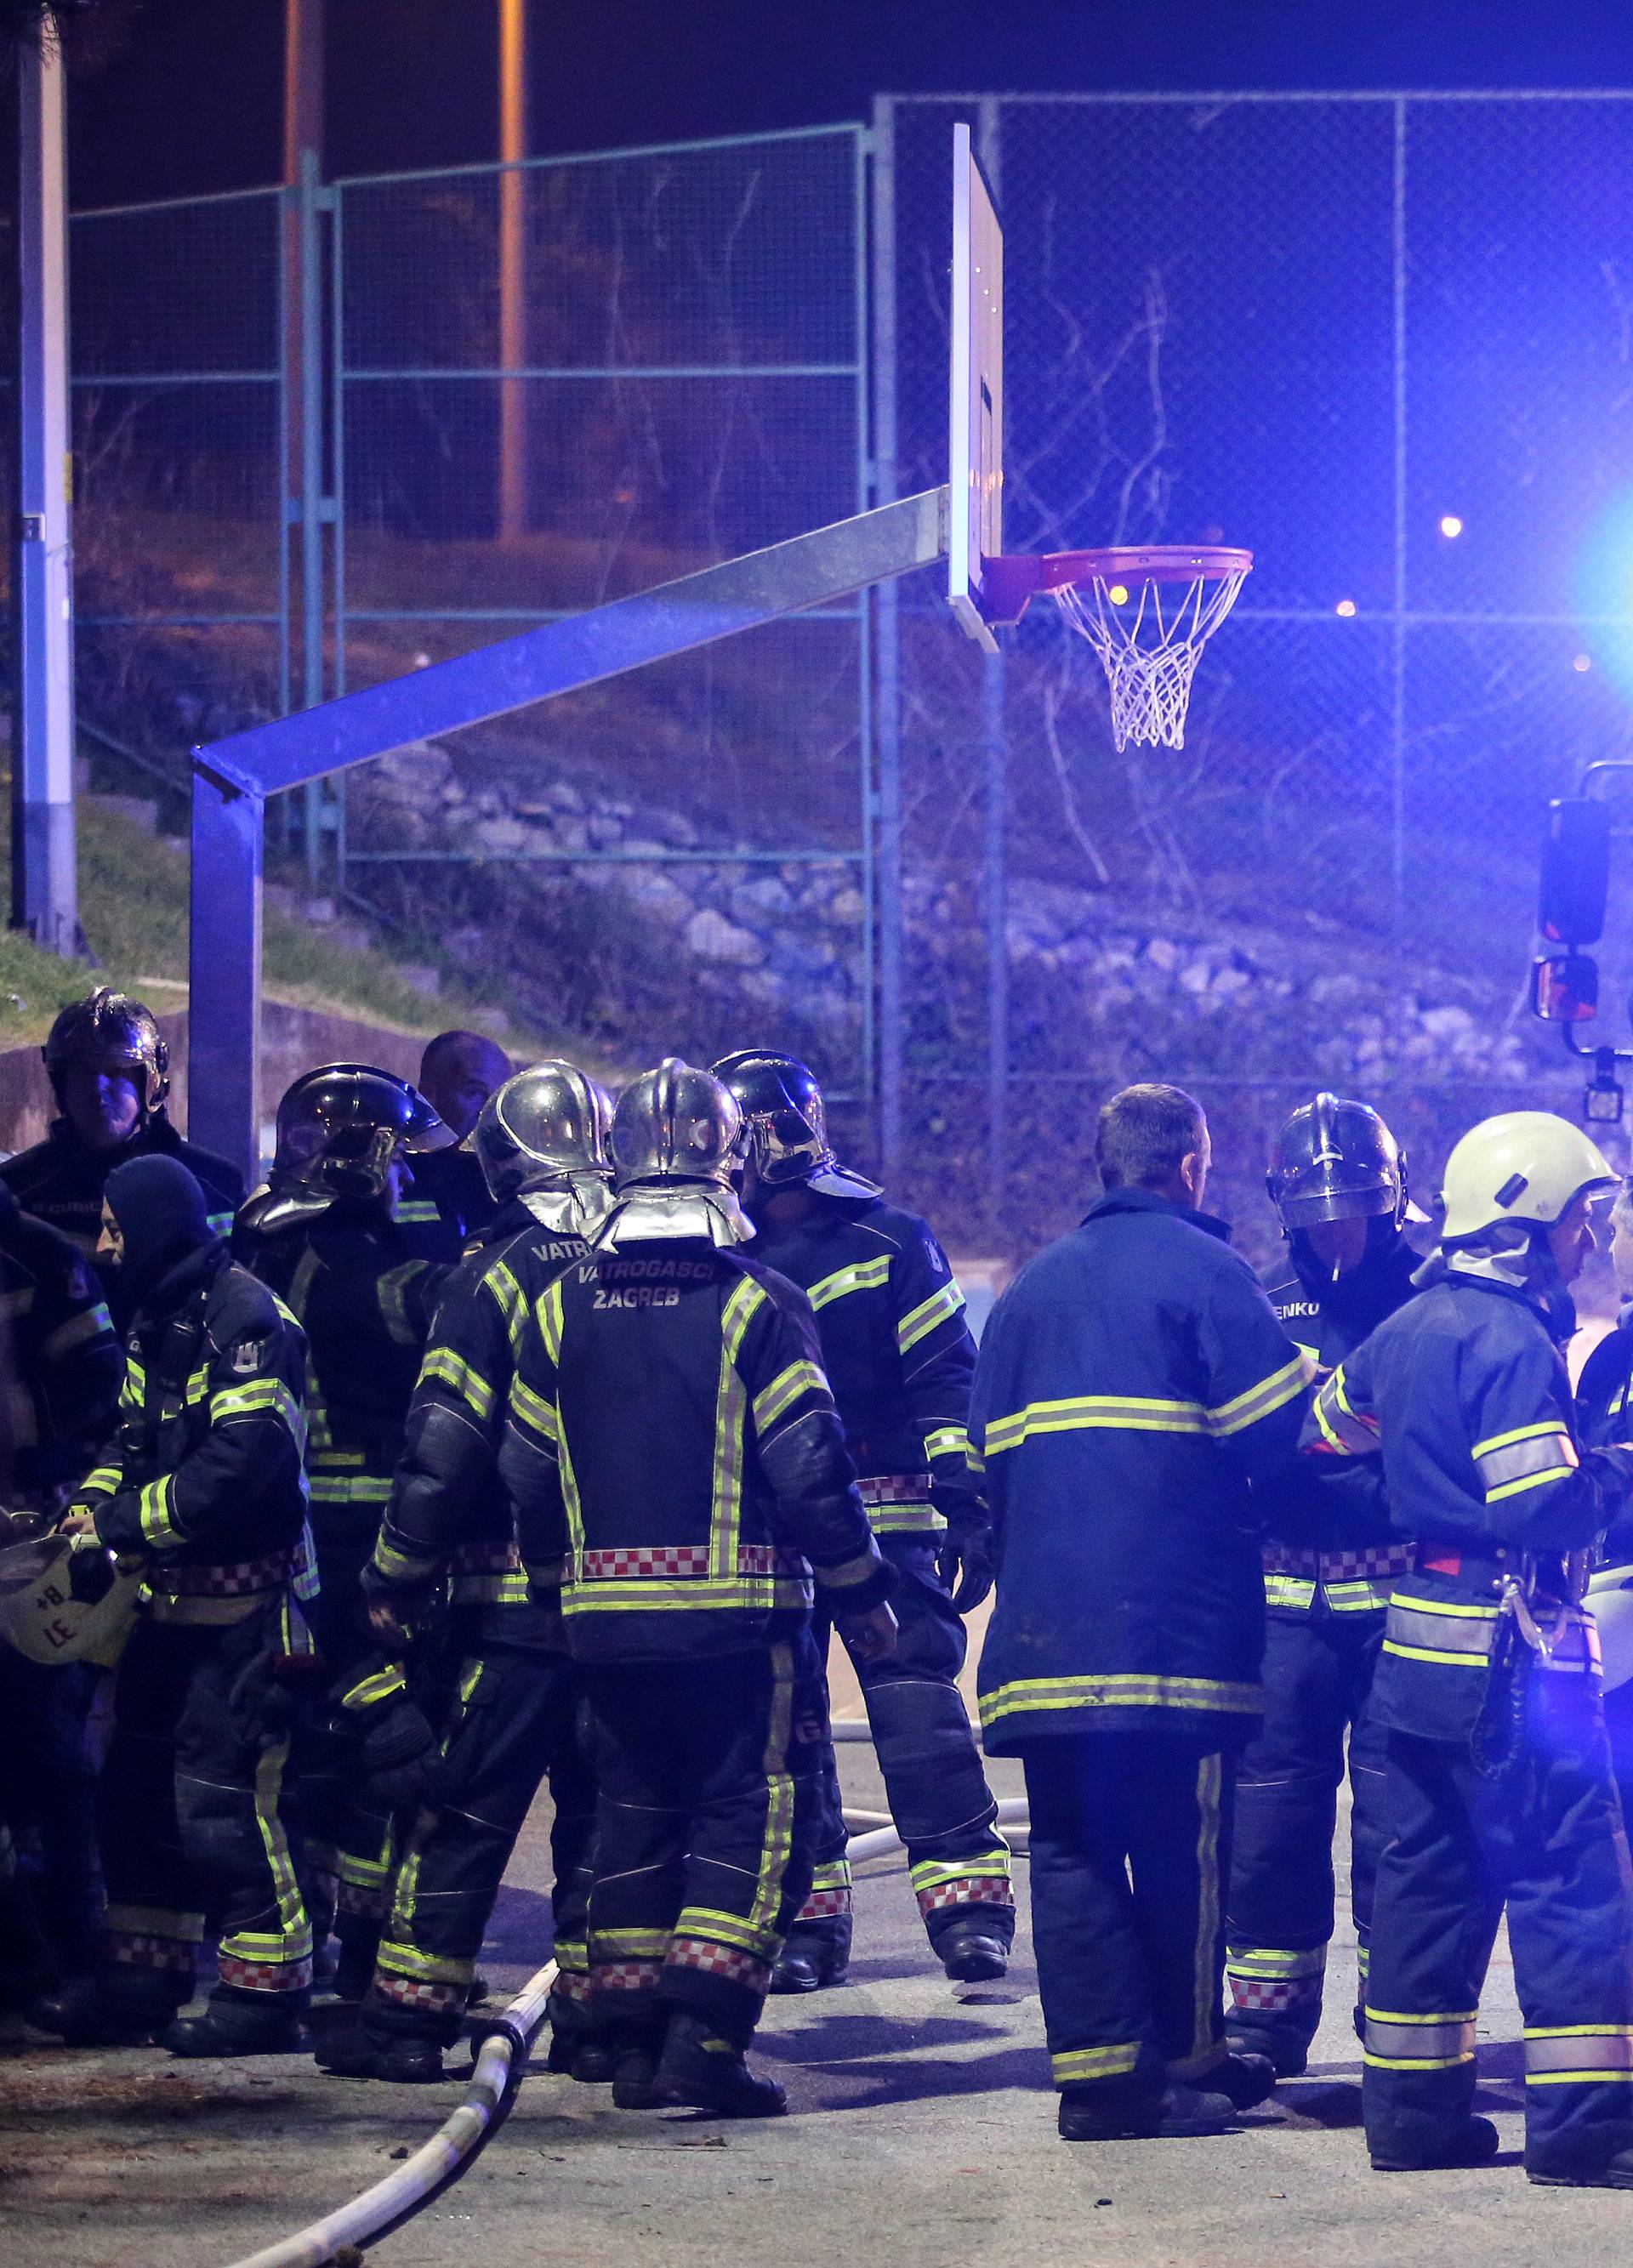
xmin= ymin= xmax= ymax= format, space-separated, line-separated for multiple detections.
xmin=1054 ymin=562 xmax=1251 ymax=752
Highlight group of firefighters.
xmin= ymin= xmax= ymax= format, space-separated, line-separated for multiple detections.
xmin=3 ymin=987 xmax=1633 ymax=2182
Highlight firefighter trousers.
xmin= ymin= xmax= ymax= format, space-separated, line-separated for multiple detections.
xmin=788 ymin=1538 xmax=1012 ymax=1964
xmin=581 ymin=1630 xmax=826 ymax=2049
xmin=1225 ymin=1606 xmax=1387 ymax=2060
xmin=1021 ymin=1725 xmax=1237 ymax=2099
xmin=94 ymin=1602 xmax=310 ymax=2018
xmin=362 ymin=1640 xmax=595 ymax=2048
xmin=1363 ymin=1679 xmax=1633 ymax=2180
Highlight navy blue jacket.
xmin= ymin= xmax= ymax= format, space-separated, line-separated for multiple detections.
xmin=970 ymin=1187 xmax=1312 ymax=1748
xmin=1305 ymin=1269 xmax=1633 ymax=1739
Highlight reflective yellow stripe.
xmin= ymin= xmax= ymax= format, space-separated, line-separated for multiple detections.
xmin=987 ymin=1394 xmax=1210 ymax=1452
xmin=564 ymin=1576 xmax=812 ymax=1613
xmin=539 ymin=1276 xmax=565 ymax=1366
xmin=897 ymin=1280 xmax=966 ymax=1356
xmin=1052 ymin=2043 xmax=1144 ymax=2083
xmin=77 ymin=1464 xmax=122 ymax=1499
xmin=422 ymin=1346 xmax=496 ymax=1422
xmin=814 ymin=1545 xmax=885 ymax=1588
xmin=210 ymin=1377 xmax=306 ymax=1452
xmin=378 ymin=1262 xmax=428 ymax=1347
xmin=509 ymin=1373 xmax=559 ymax=1443
xmin=343 ymin=1667 xmax=407 ymax=1709
xmin=752 ymin=1359 xmax=827 ymax=1435
xmin=486 ymin=1262 xmax=526 ymax=1358
xmin=866 ymin=1503 xmax=947 ymax=1533
xmin=807 ymin=1256 xmax=890 ymax=1311
xmin=1472 ymin=1419 xmax=1567 ymax=1458
xmin=308 ymin=1473 xmax=393 ymax=1504
xmin=373 ymin=1535 xmax=438 ymax=1583
xmin=924 ymin=1424 xmax=969 ymax=1462
xmin=712 ymin=1278 xmax=766 ymax=1580
xmin=218 ymin=1737 xmax=310 ymax=1973
xmin=1488 ymin=1462 xmax=1576 ymax=1504
xmin=139 ymin=1475 xmax=181 ymax=1548
xmin=909 ymin=1850 xmax=1011 ymax=1890
xmin=980 ymin=1672 xmax=1261 ymax=1720
xmin=1209 ymin=1352 xmax=1315 ymax=1436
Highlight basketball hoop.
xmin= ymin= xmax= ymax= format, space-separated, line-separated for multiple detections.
xmin=979 ymin=545 xmax=1253 ymax=751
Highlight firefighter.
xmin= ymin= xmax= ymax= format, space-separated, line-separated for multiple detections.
xmin=0 ymin=1175 xmax=123 ymax=1987
xmin=236 ymin=1066 xmax=456 ymax=1992
xmin=1224 ymin=1095 xmax=1420 ymax=2074
xmin=971 ymin=1084 xmax=1309 ymax=2142
xmin=317 ymin=1063 xmax=615 ymax=2083
xmin=404 ymin=1028 xmax=515 ymax=1256
xmin=712 ymin=1049 xmax=1011 ymax=1991
xmin=29 ymin=1155 xmax=314 ymax=2054
xmin=1309 ymin=1111 xmax=1633 ymax=2184
xmin=1575 ymin=1174 xmax=1633 ymax=1832
xmin=1 ymin=989 xmax=242 ymax=1327
xmin=503 ymin=1060 xmax=897 ymax=2116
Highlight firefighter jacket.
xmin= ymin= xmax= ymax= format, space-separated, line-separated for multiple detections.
xmin=71 ymin=1241 xmax=310 ymax=1623
xmin=1304 ymin=1267 xmax=1633 ymax=1742
xmin=1256 ymin=1233 xmax=1420 ymax=1616
xmin=0 ymin=1113 xmax=242 ymax=1327
xmin=370 ymin=1197 xmax=591 ymax=1648
xmin=498 ymin=1240 xmax=893 ymax=1663
xmin=398 ymin=1146 xmax=498 ymax=1261
xmin=1575 ymin=1316 xmax=1633 ymax=1572
xmin=0 ymin=1179 xmax=122 ymax=1495
xmin=742 ymin=1192 xmax=979 ymax=1541
xmin=970 ymin=1187 xmax=1312 ymax=1750
xmin=239 ymin=1201 xmax=450 ymax=1526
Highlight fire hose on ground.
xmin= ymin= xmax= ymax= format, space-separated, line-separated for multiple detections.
xmin=222 ymin=1786 xmax=1031 ymax=2268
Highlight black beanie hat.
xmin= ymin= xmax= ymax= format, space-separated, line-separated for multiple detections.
xmin=104 ymin=1154 xmax=215 ymax=1299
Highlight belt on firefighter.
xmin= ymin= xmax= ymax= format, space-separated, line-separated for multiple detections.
xmin=1414 ymin=1545 xmax=1508 ymax=1588
xmin=145 ymin=1550 xmax=295 ymax=1598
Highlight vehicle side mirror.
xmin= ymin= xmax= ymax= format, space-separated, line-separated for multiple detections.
xmin=1539 ymin=799 xmax=1611 ymax=945
xmin=1530 ymin=951 xmax=1599 ymax=1023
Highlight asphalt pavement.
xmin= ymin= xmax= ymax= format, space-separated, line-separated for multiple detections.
xmin=5 ymin=1737 xmax=1632 ymax=2268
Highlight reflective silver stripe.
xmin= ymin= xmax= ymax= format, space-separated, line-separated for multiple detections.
xmin=1525 ymin=2027 xmax=1633 ymax=2076
xmin=1364 ymin=2010 xmax=1477 ymax=2066
xmin=1312 ymin=1367 xmax=1379 ymax=1456
xmin=1475 ymin=1427 xmax=1578 ymax=1495
xmin=1384 ymin=1600 xmax=1499 ymax=1658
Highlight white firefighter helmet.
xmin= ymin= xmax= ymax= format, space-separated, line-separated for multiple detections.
xmin=1438 ymin=1111 xmax=1617 ymax=1245
xmin=0 ymin=1534 xmax=142 ymax=1668
xmin=1587 ymin=1566 xmax=1633 ymax=1694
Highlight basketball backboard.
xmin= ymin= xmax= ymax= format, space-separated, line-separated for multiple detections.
xmin=947 ymin=122 xmax=1004 ymax=654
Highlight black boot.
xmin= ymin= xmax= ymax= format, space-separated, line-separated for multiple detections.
xmin=1059 ymin=2076 xmax=1237 ymax=2141
xmin=769 ymin=1932 xmax=849 ymax=1994
xmin=1225 ymin=2026 xmax=1309 ymax=2080
xmin=1370 ymin=2115 xmax=1500 ymax=2172
xmin=166 ymin=1998 xmax=306 ymax=2059
xmin=1208 ymin=2050 xmax=1277 ymax=2111
xmin=543 ymin=1992 xmax=615 ymax=2083
xmin=314 ymin=2017 xmax=444 ymax=2083
xmin=28 ymin=1977 xmax=176 ymax=2047
xmin=651 ymin=2012 xmax=786 ymax=2118
xmin=936 ymin=1918 xmax=1010 ymax=1986
xmin=1528 ymin=2146 xmax=1633 ymax=2189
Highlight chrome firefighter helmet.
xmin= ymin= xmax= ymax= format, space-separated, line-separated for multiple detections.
xmin=1267 ymin=1093 xmax=1408 ymax=1231
xmin=471 ymin=1062 xmax=614 ymax=1203
xmin=597 ymin=1060 xmax=750 ymax=1250
xmin=710 ymin=1049 xmax=881 ymax=1200
xmin=1438 ymin=1112 xmax=1616 ymax=1245
xmin=0 ymin=1534 xmax=142 ymax=1668
xmin=43 ymin=987 xmax=169 ymax=1114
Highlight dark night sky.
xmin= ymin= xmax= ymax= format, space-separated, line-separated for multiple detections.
xmin=64 ymin=0 xmax=1633 ymax=208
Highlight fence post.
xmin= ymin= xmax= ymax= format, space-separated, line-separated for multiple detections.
xmin=12 ymin=36 xmax=78 ymax=959
xmin=978 ymin=99 xmax=1007 ymax=1226
xmin=871 ymin=95 xmax=903 ymax=1180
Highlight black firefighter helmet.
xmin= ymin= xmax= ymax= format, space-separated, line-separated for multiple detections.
xmin=43 ymin=987 xmax=169 ymax=1115
xmin=267 ymin=1063 xmax=454 ymax=1206
xmin=1266 ymin=1091 xmax=1408 ymax=1232
xmin=710 ymin=1049 xmax=880 ymax=1200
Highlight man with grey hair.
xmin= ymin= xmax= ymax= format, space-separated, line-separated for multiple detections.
xmin=971 ymin=1083 xmax=1312 ymax=2142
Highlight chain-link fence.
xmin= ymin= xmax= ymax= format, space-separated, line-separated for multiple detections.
xmin=65 ymin=126 xmax=874 ymax=1096
xmin=877 ymin=94 xmax=1632 ymax=1259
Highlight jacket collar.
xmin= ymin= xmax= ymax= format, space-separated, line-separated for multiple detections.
xmin=1082 ymin=1185 xmax=1232 ymax=1245
xmin=1434 ymin=1262 xmax=1578 ymax=1345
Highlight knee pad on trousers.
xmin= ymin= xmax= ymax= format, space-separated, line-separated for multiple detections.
xmin=864 ymin=1680 xmax=994 ymax=1850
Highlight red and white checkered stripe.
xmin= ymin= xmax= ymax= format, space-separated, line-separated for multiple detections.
xmin=797 ymin=1886 xmax=852 ymax=1920
xmin=1262 ymin=1542 xmax=1414 ymax=1582
xmin=336 ymin=1880 xmax=388 ymax=1919
xmin=218 ymin=1953 xmax=311 ymax=1995
xmin=150 ymin=1550 xmax=294 ymax=1597
xmin=376 ymin=1971 xmax=466 ymax=2015
xmin=593 ymin=1958 xmax=665 ymax=1993
xmin=1227 ymin=1975 xmax=1321 ymax=2014
xmin=857 ymin=1475 xmax=931 ymax=1505
xmin=452 ymin=1539 xmax=521 ymax=1575
xmin=667 ymin=1938 xmax=771 ymax=1992
xmin=914 ymin=1877 xmax=1016 ymax=1918
xmin=577 ymin=1543 xmax=809 ymax=1580
xmin=105 ymin=1930 xmax=197 ymax=1975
